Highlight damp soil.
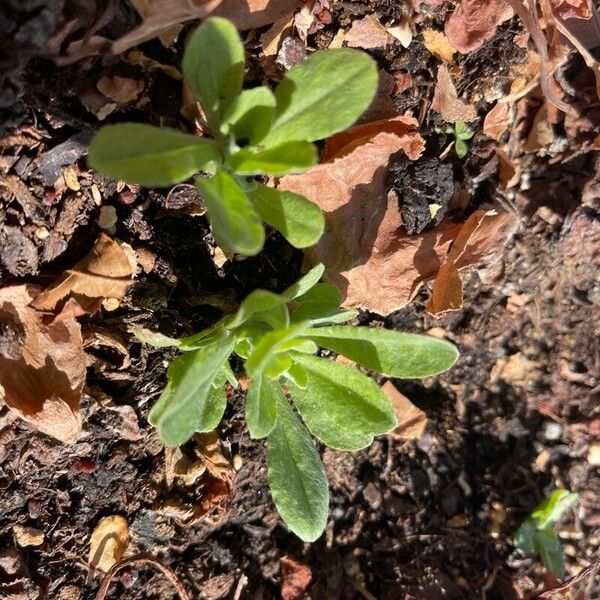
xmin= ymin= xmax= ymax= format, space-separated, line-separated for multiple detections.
xmin=1 ymin=2 xmax=599 ymax=600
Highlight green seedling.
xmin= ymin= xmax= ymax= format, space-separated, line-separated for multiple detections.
xmin=445 ymin=121 xmax=475 ymax=158
xmin=514 ymin=489 xmax=578 ymax=578
xmin=88 ymin=17 xmax=379 ymax=255
xmin=135 ymin=264 xmax=459 ymax=541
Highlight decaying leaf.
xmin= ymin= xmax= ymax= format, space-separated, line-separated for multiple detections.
xmin=550 ymin=0 xmax=592 ymax=19
xmin=383 ymin=381 xmax=428 ymax=441
xmin=31 ymin=233 xmax=135 ymax=317
xmin=445 ymin=0 xmax=503 ymax=54
xmin=431 ymin=65 xmax=477 ymax=123
xmin=112 ymin=0 xmax=302 ymax=55
xmin=0 ymin=285 xmax=85 ymax=443
xmin=260 ymin=15 xmax=294 ymax=57
xmin=194 ymin=431 xmax=235 ymax=488
xmin=88 ymin=515 xmax=129 ymax=578
xmin=422 ymin=28 xmax=456 ymax=64
xmin=387 ymin=19 xmax=413 ymax=48
xmin=344 ymin=14 xmax=392 ymax=49
xmin=96 ymin=75 xmax=145 ymax=104
xmin=427 ymin=209 xmax=519 ymax=315
xmin=280 ymin=132 xmax=459 ymax=314
xmin=280 ymin=556 xmax=312 ymax=600
xmin=483 ymin=102 xmax=512 ymax=141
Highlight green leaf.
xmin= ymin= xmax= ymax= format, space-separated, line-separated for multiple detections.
xmin=291 ymin=283 xmax=342 ymax=322
xmin=134 ymin=328 xmax=181 ymax=348
xmin=221 ymin=86 xmax=276 ymax=145
xmin=89 ymin=124 xmax=221 ymax=187
xmin=245 ymin=373 xmax=281 ymax=438
xmin=454 ymin=138 xmax=468 ymax=159
xmin=228 ymin=141 xmax=317 ymax=176
xmin=182 ymin=17 xmax=244 ymax=128
xmin=535 ymin=528 xmax=565 ymax=578
xmin=304 ymin=326 xmax=459 ymax=378
xmin=267 ymin=394 xmax=329 ymax=542
xmin=531 ymin=489 xmax=578 ymax=529
xmin=245 ymin=322 xmax=309 ymax=377
xmin=247 ymin=184 xmax=324 ymax=248
xmin=309 ymin=309 xmax=358 ymax=325
xmin=261 ymin=48 xmax=378 ymax=147
xmin=148 ymin=328 xmax=234 ymax=446
xmin=226 ymin=289 xmax=285 ymax=329
xmin=196 ymin=171 xmax=265 ymax=255
xmin=287 ymin=353 xmax=396 ymax=450
xmin=282 ymin=264 xmax=325 ymax=300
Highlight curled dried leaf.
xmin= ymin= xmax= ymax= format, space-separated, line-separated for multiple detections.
xmin=431 ymin=65 xmax=477 ymax=123
xmin=88 ymin=515 xmax=129 ymax=578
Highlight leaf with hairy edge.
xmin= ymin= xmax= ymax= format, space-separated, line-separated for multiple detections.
xmin=245 ymin=373 xmax=281 ymax=438
xmin=196 ymin=171 xmax=264 ymax=255
xmin=287 ymin=353 xmax=396 ymax=450
xmin=290 ymin=283 xmax=342 ymax=322
xmin=267 ymin=394 xmax=328 ymax=541
xmin=282 ymin=264 xmax=325 ymax=300
xmin=182 ymin=17 xmax=244 ymax=127
xmin=221 ymin=87 xmax=276 ymax=145
xmin=305 ymin=326 xmax=459 ymax=378
xmin=261 ymin=49 xmax=378 ymax=147
xmin=149 ymin=329 xmax=234 ymax=446
xmin=89 ymin=125 xmax=221 ymax=187
xmin=248 ymin=184 xmax=324 ymax=248
xmin=226 ymin=290 xmax=285 ymax=329
xmin=228 ymin=142 xmax=317 ymax=176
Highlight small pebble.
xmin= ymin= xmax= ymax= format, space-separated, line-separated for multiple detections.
xmin=542 ymin=421 xmax=563 ymax=442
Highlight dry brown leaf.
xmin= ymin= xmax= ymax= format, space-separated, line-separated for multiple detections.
xmin=422 ymin=28 xmax=456 ymax=64
xmin=96 ymin=75 xmax=145 ymax=104
xmin=260 ymin=15 xmax=294 ymax=56
xmin=125 ymin=50 xmax=183 ymax=80
xmin=496 ymin=147 xmax=519 ymax=189
xmin=0 ymin=285 xmax=84 ymax=443
xmin=280 ymin=556 xmax=312 ymax=600
xmin=31 ymin=233 xmax=134 ymax=315
xmin=280 ymin=133 xmax=462 ymax=314
xmin=506 ymin=50 xmax=541 ymax=101
xmin=88 ymin=516 xmax=129 ymax=578
xmin=112 ymin=0 xmax=301 ymax=55
xmin=427 ymin=209 xmax=519 ymax=315
xmin=344 ymin=14 xmax=392 ymax=49
xmin=431 ymin=65 xmax=477 ymax=123
xmin=550 ymin=0 xmax=592 ymax=19
xmin=128 ymin=0 xmax=184 ymax=46
xmin=294 ymin=4 xmax=315 ymax=41
xmin=322 ymin=116 xmax=425 ymax=162
xmin=193 ymin=431 xmax=235 ymax=488
xmin=445 ymin=0 xmax=501 ymax=54
xmin=483 ymin=102 xmax=512 ymax=141
xmin=523 ymin=105 xmax=554 ymax=151
xmin=383 ymin=381 xmax=428 ymax=441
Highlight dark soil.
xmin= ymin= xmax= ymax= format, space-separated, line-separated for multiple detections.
xmin=1 ymin=2 xmax=599 ymax=600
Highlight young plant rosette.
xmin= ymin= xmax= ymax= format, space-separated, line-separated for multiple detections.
xmin=136 ymin=265 xmax=459 ymax=541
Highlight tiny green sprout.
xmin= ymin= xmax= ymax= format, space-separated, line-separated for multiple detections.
xmin=445 ymin=121 xmax=475 ymax=159
xmin=514 ymin=489 xmax=578 ymax=578
xmin=135 ymin=265 xmax=459 ymax=542
xmin=88 ymin=17 xmax=379 ymax=256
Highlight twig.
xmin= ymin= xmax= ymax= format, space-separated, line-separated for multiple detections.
xmin=528 ymin=558 xmax=600 ymax=599
xmin=94 ymin=553 xmax=191 ymax=600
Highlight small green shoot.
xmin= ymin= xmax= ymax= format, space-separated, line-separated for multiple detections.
xmin=88 ymin=17 xmax=379 ymax=256
xmin=135 ymin=265 xmax=459 ymax=542
xmin=445 ymin=121 xmax=475 ymax=159
xmin=514 ymin=489 xmax=578 ymax=578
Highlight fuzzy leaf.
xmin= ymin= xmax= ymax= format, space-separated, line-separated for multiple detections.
xmin=227 ymin=289 xmax=285 ymax=329
xmin=267 ymin=394 xmax=329 ymax=542
xmin=148 ymin=328 xmax=234 ymax=446
xmin=182 ymin=17 xmax=244 ymax=127
xmin=228 ymin=141 xmax=317 ymax=176
xmin=261 ymin=49 xmax=378 ymax=147
xmin=196 ymin=171 xmax=265 ymax=255
xmin=282 ymin=264 xmax=325 ymax=300
xmin=304 ymin=326 xmax=459 ymax=378
xmin=248 ymin=184 xmax=324 ymax=248
xmin=287 ymin=353 xmax=396 ymax=450
xmin=290 ymin=283 xmax=342 ymax=322
xmin=221 ymin=86 xmax=276 ymax=145
xmin=245 ymin=373 xmax=281 ymax=438
xmin=89 ymin=124 xmax=221 ymax=187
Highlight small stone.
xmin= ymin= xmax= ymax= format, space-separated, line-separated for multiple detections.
xmin=587 ymin=443 xmax=600 ymax=466
xmin=98 ymin=205 xmax=118 ymax=232
xmin=13 ymin=525 xmax=44 ymax=547
xmin=232 ymin=454 xmax=243 ymax=471
xmin=0 ymin=548 xmax=22 ymax=575
xmin=542 ymin=421 xmax=563 ymax=442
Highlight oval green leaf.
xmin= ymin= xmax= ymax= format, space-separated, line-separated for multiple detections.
xmin=228 ymin=141 xmax=317 ymax=176
xmin=305 ymin=326 xmax=459 ymax=378
xmin=267 ymin=394 xmax=329 ymax=542
xmin=196 ymin=171 xmax=265 ymax=256
xmin=247 ymin=184 xmax=324 ymax=248
xmin=88 ymin=124 xmax=221 ymax=187
xmin=221 ymin=86 xmax=276 ymax=145
xmin=287 ymin=353 xmax=396 ymax=450
xmin=245 ymin=373 xmax=281 ymax=438
xmin=261 ymin=48 xmax=378 ymax=147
